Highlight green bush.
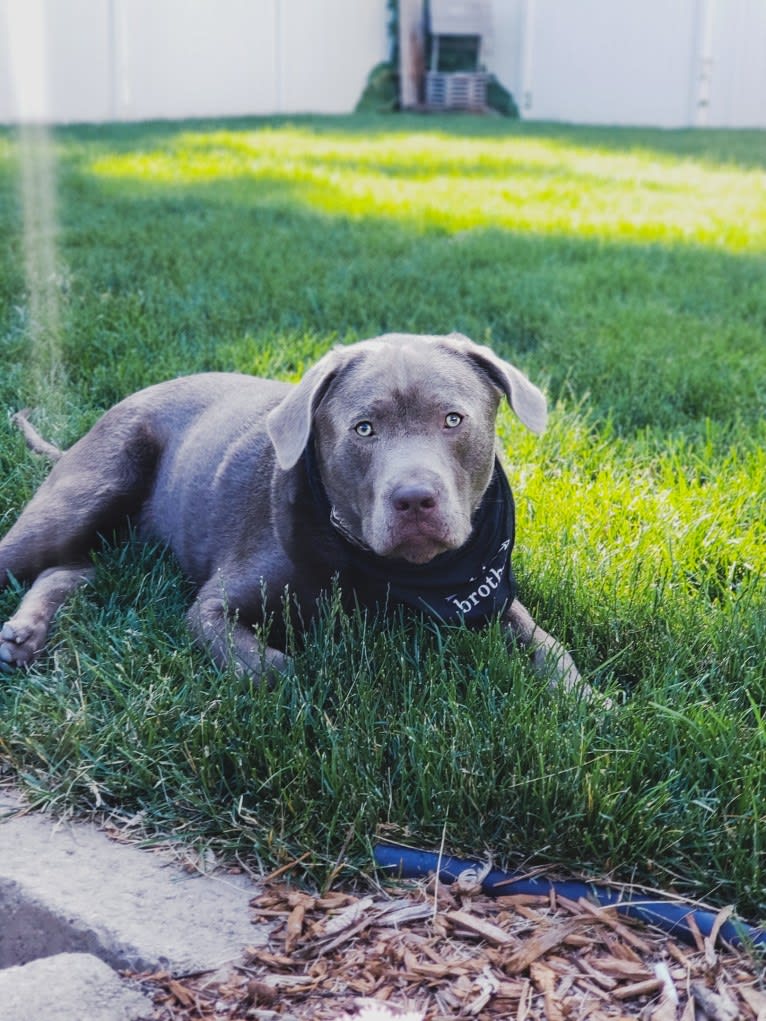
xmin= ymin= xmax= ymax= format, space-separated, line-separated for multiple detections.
xmin=355 ymin=62 xmax=399 ymax=113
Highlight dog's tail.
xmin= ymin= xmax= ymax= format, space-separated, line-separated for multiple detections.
xmin=12 ymin=409 xmax=63 ymax=463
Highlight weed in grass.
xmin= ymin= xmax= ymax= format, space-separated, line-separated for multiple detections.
xmin=0 ymin=116 xmax=765 ymax=919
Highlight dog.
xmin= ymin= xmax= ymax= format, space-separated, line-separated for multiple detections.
xmin=0 ymin=333 xmax=584 ymax=694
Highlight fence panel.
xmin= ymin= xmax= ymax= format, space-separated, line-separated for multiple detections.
xmin=0 ymin=0 xmax=388 ymax=124
xmin=707 ymin=0 xmax=766 ymax=127
xmin=114 ymin=0 xmax=279 ymax=120
xmin=488 ymin=0 xmax=766 ymax=128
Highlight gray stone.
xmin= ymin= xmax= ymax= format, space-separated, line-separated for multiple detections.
xmin=0 ymin=953 xmax=152 ymax=1021
xmin=0 ymin=789 xmax=265 ymax=974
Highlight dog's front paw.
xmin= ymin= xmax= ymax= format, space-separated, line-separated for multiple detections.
xmin=253 ymin=645 xmax=291 ymax=687
xmin=0 ymin=618 xmax=47 ymax=671
xmin=531 ymin=644 xmax=612 ymax=709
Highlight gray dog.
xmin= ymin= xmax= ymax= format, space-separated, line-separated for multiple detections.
xmin=0 ymin=332 xmax=583 ymax=692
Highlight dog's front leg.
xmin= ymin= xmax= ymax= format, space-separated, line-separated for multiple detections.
xmin=504 ymin=598 xmax=587 ymax=697
xmin=1 ymin=563 xmax=94 ymax=670
xmin=187 ymin=583 xmax=288 ymax=682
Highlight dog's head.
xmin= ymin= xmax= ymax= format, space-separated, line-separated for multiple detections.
xmin=267 ymin=333 xmax=546 ymax=564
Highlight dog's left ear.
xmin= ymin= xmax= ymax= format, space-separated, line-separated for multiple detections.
xmin=445 ymin=332 xmax=548 ymax=434
xmin=267 ymin=349 xmax=342 ymax=470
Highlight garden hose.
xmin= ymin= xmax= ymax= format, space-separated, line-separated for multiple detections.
xmin=373 ymin=842 xmax=766 ymax=950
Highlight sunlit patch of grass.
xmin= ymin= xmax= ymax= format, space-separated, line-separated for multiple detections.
xmin=500 ymin=406 xmax=766 ymax=649
xmin=88 ymin=124 xmax=766 ymax=251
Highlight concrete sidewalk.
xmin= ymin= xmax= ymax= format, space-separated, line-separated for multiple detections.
xmin=0 ymin=789 xmax=267 ymax=1021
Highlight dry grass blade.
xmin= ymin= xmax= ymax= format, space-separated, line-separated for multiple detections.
xmin=530 ymin=962 xmax=564 ymax=1021
xmin=325 ymin=896 xmax=376 ymax=935
xmin=445 ymin=909 xmax=517 ymax=947
xmin=573 ymin=898 xmax=653 ymax=953
xmin=284 ymin=902 xmax=306 ymax=954
xmin=690 ymin=981 xmax=740 ymax=1021
xmin=505 ymin=918 xmax=588 ymax=973
xmin=704 ymin=904 xmax=735 ymax=966
xmin=739 ymin=986 xmax=766 ymax=1020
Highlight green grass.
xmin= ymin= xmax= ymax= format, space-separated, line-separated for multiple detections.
xmin=0 ymin=115 xmax=765 ymax=919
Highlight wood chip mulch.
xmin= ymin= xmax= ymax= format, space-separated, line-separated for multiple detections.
xmin=136 ymin=877 xmax=766 ymax=1021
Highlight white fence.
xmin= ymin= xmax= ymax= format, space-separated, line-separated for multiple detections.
xmin=489 ymin=0 xmax=766 ymax=128
xmin=0 ymin=0 xmax=389 ymax=123
xmin=1 ymin=0 xmax=765 ymax=127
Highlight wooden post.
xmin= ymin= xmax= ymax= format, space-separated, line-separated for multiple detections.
xmin=398 ymin=0 xmax=425 ymax=109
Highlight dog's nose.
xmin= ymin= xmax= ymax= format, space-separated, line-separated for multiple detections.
xmin=391 ymin=483 xmax=438 ymax=514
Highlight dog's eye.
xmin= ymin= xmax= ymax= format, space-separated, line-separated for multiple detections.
xmin=354 ymin=421 xmax=375 ymax=438
xmin=444 ymin=413 xmax=463 ymax=429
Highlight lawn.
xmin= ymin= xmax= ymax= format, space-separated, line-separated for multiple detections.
xmin=0 ymin=114 xmax=765 ymax=922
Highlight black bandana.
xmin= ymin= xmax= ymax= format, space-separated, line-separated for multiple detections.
xmin=304 ymin=443 xmax=517 ymax=627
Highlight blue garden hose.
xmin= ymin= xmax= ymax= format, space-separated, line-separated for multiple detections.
xmin=373 ymin=841 xmax=766 ymax=950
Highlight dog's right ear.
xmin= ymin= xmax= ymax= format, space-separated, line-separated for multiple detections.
xmin=266 ymin=350 xmax=341 ymax=470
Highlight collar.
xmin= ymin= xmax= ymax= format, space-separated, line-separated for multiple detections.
xmin=303 ymin=441 xmax=516 ymax=626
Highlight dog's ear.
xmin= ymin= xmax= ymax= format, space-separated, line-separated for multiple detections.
xmin=266 ymin=350 xmax=342 ymax=470
xmin=446 ymin=332 xmax=547 ymax=434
